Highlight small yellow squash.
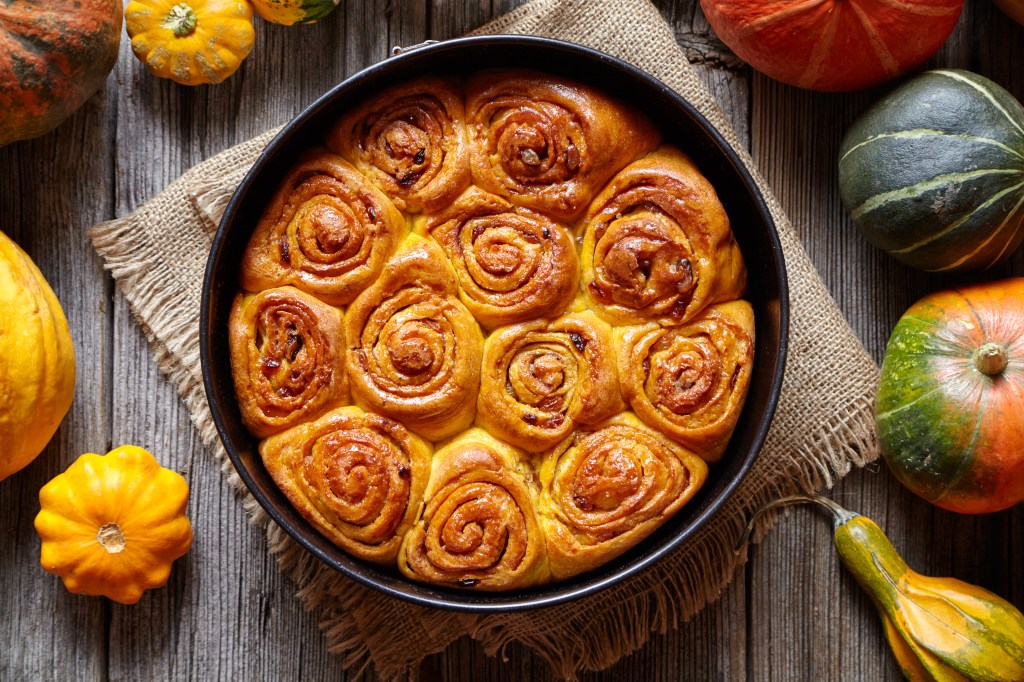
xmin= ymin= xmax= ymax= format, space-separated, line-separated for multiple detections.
xmin=34 ymin=446 xmax=193 ymax=605
xmin=740 ymin=496 xmax=1024 ymax=682
xmin=125 ymin=0 xmax=255 ymax=86
xmin=0 ymin=230 xmax=76 ymax=481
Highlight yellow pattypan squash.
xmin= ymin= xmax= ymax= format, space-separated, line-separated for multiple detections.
xmin=34 ymin=446 xmax=194 ymax=605
xmin=125 ymin=0 xmax=255 ymax=86
xmin=0 ymin=229 xmax=76 ymax=481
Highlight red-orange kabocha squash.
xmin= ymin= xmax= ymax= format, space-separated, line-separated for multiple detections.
xmin=876 ymin=279 xmax=1024 ymax=514
xmin=700 ymin=0 xmax=965 ymax=92
xmin=0 ymin=0 xmax=122 ymax=146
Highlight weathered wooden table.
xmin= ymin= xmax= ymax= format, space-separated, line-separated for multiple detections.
xmin=2 ymin=1 xmax=1021 ymax=679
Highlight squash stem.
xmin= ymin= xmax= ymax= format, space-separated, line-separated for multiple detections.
xmin=974 ymin=342 xmax=1008 ymax=375
xmin=163 ymin=3 xmax=198 ymax=37
xmin=734 ymin=494 xmax=859 ymax=554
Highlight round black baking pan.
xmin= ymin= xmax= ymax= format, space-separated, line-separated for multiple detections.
xmin=201 ymin=35 xmax=789 ymax=612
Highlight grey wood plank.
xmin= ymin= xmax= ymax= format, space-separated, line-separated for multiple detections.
xmin=105 ymin=11 xmax=378 ymax=680
xmin=0 ymin=62 xmax=115 ymax=681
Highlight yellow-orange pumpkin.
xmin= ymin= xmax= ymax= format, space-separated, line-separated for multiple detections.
xmin=699 ymin=0 xmax=965 ymax=92
xmin=0 ymin=1 xmax=122 ymax=145
xmin=34 ymin=446 xmax=193 ymax=604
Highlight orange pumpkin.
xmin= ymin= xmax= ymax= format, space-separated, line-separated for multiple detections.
xmin=699 ymin=0 xmax=965 ymax=92
xmin=876 ymin=278 xmax=1024 ymax=514
xmin=0 ymin=1 xmax=122 ymax=145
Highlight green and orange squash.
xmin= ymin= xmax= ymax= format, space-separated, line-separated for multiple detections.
xmin=250 ymin=0 xmax=340 ymax=25
xmin=742 ymin=495 xmax=1024 ymax=681
xmin=876 ymin=278 xmax=1024 ymax=514
xmin=0 ymin=0 xmax=122 ymax=146
xmin=839 ymin=69 xmax=1024 ymax=272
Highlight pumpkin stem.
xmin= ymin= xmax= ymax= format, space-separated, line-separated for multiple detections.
xmin=163 ymin=3 xmax=198 ymax=37
xmin=734 ymin=494 xmax=859 ymax=554
xmin=974 ymin=342 xmax=1008 ymax=376
xmin=97 ymin=522 xmax=126 ymax=554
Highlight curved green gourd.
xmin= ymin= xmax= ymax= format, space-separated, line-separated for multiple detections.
xmin=838 ymin=69 xmax=1024 ymax=272
xmin=738 ymin=496 xmax=1024 ymax=682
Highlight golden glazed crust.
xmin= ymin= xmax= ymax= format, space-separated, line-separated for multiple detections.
xmin=465 ymin=69 xmax=661 ymax=223
xmin=537 ymin=412 xmax=708 ymax=580
xmin=344 ymin=236 xmax=484 ymax=442
xmin=230 ymin=72 xmax=753 ymax=591
xmin=476 ymin=310 xmax=623 ymax=451
xmin=579 ymin=146 xmax=747 ymax=326
xmin=420 ymin=186 xmax=579 ymax=329
xmin=615 ymin=301 xmax=755 ymax=463
xmin=398 ymin=427 xmax=550 ymax=590
xmin=327 ymin=76 xmax=471 ymax=214
xmin=240 ymin=149 xmax=406 ymax=306
xmin=260 ymin=406 xmax=432 ymax=564
xmin=228 ymin=286 xmax=349 ymax=439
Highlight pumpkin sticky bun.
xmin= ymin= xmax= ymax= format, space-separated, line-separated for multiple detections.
xmin=421 ymin=186 xmax=578 ymax=329
xmin=579 ymin=146 xmax=746 ymax=326
xmin=465 ymin=69 xmax=660 ymax=223
xmin=344 ymin=236 xmax=483 ymax=442
xmin=228 ymin=286 xmax=348 ymax=438
xmin=260 ymin=406 xmax=432 ymax=564
xmin=537 ymin=412 xmax=708 ymax=580
xmin=615 ymin=301 xmax=755 ymax=463
xmin=398 ymin=428 xmax=549 ymax=590
xmin=328 ymin=76 xmax=471 ymax=214
xmin=477 ymin=311 xmax=623 ymax=452
xmin=240 ymin=148 xmax=406 ymax=306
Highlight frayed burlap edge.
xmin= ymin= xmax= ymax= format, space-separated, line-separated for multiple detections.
xmin=88 ymin=0 xmax=880 ymax=679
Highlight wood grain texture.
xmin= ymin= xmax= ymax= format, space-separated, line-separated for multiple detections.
xmin=0 ymin=1 xmax=1021 ymax=680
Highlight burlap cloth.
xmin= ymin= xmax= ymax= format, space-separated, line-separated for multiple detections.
xmin=89 ymin=0 xmax=880 ymax=678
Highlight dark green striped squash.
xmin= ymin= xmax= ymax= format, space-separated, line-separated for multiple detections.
xmin=839 ymin=69 xmax=1024 ymax=272
xmin=876 ymin=278 xmax=1024 ymax=514
xmin=0 ymin=1 xmax=122 ymax=146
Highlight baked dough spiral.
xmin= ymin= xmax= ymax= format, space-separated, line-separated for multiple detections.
xmin=228 ymin=286 xmax=349 ymax=439
xmin=259 ymin=406 xmax=432 ymax=564
xmin=538 ymin=412 xmax=708 ymax=580
xmin=465 ymin=69 xmax=660 ymax=223
xmin=615 ymin=301 xmax=755 ymax=463
xmin=327 ymin=76 xmax=471 ymax=214
xmin=398 ymin=428 xmax=549 ymax=590
xmin=240 ymin=149 xmax=406 ymax=306
xmin=579 ymin=146 xmax=746 ymax=326
xmin=476 ymin=311 xmax=623 ymax=451
xmin=345 ymin=236 xmax=483 ymax=441
xmin=421 ymin=186 xmax=579 ymax=329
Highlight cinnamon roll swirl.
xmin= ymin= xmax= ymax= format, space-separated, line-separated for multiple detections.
xmin=477 ymin=311 xmax=623 ymax=451
xmin=616 ymin=301 xmax=755 ymax=462
xmin=240 ymin=149 xmax=406 ymax=306
xmin=579 ymin=146 xmax=747 ymax=326
xmin=398 ymin=428 xmax=549 ymax=590
xmin=260 ymin=406 xmax=431 ymax=564
xmin=538 ymin=412 xmax=708 ymax=580
xmin=345 ymin=237 xmax=483 ymax=441
xmin=327 ymin=76 xmax=471 ymax=214
xmin=228 ymin=286 xmax=349 ymax=439
xmin=421 ymin=187 xmax=578 ymax=329
xmin=465 ymin=69 xmax=660 ymax=223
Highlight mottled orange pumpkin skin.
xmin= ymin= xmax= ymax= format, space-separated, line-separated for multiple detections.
xmin=0 ymin=1 xmax=122 ymax=146
xmin=700 ymin=0 xmax=964 ymax=92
